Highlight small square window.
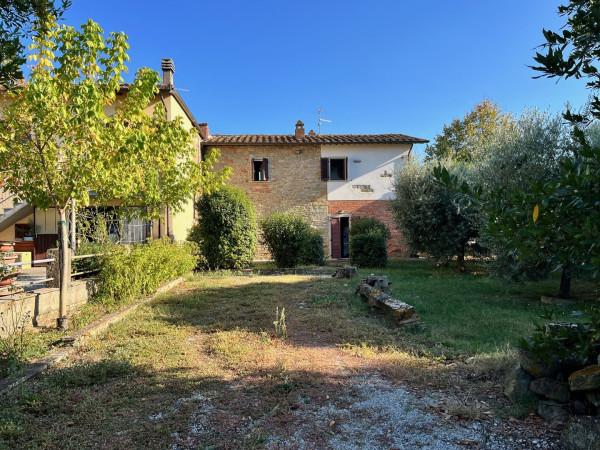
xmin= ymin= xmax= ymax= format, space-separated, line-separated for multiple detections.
xmin=322 ymin=158 xmax=348 ymax=181
xmin=252 ymin=158 xmax=269 ymax=181
xmin=329 ymin=158 xmax=347 ymax=181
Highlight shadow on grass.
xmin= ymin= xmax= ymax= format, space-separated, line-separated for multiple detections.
xmin=152 ymin=268 xmax=589 ymax=357
xmin=0 ymin=351 xmax=528 ymax=450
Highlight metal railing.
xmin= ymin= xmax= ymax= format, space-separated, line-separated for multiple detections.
xmin=3 ymin=253 xmax=102 ymax=292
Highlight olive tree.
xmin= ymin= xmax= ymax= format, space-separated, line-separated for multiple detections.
xmin=474 ymin=111 xmax=575 ymax=294
xmin=391 ymin=161 xmax=481 ymax=271
xmin=0 ymin=18 xmax=228 ymax=328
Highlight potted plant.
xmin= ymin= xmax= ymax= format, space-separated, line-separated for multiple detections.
xmin=0 ymin=241 xmax=14 ymax=253
xmin=0 ymin=242 xmax=19 ymax=288
xmin=0 ymin=260 xmax=17 ymax=287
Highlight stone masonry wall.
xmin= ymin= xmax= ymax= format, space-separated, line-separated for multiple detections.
xmin=210 ymin=144 xmax=329 ymax=260
xmin=328 ymin=200 xmax=409 ymax=257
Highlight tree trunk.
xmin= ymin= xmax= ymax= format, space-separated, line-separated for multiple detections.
xmin=456 ymin=247 xmax=466 ymax=273
xmin=57 ymin=207 xmax=71 ymax=330
xmin=558 ymin=265 xmax=572 ymax=299
xmin=70 ymin=199 xmax=77 ymax=253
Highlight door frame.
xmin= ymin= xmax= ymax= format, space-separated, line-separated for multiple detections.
xmin=329 ymin=214 xmax=351 ymax=259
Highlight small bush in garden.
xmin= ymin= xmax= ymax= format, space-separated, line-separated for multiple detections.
xmin=260 ymin=213 xmax=322 ymax=268
xmin=349 ymin=217 xmax=390 ymax=240
xmin=517 ymin=309 xmax=600 ymax=372
xmin=95 ymin=238 xmax=197 ymax=306
xmin=300 ymin=229 xmax=325 ymax=266
xmin=189 ymin=186 xmax=257 ymax=270
xmin=350 ymin=231 xmax=388 ymax=268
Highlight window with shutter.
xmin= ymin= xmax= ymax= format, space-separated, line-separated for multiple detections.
xmin=321 ymin=158 xmax=330 ymax=180
xmin=252 ymin=158 xmax=269 ymax=181
xmin=329 ymin=158 xmax=347 ymax=181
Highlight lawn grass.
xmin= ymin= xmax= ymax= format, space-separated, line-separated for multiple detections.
xmin=375 ymin=259 xmax=596 ymax=355
xmin=0 ymin=259 xmax=597 ymax=448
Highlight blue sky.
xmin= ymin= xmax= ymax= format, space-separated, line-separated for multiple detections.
xmin=63 ymin=0 xmax=588 ymax=156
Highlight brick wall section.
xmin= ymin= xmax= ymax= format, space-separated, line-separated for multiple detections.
xmin=328 ymin=200 xmax=409 ymax=257
xmin=210 ymin=144 xmax=329 ymax=259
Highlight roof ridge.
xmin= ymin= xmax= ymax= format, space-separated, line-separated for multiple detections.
xmin=203 ymin=133 xmax=428 ymax=146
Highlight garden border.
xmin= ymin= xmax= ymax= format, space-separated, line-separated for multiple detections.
xmin=0 ymin=276 xmax=185 ymax=395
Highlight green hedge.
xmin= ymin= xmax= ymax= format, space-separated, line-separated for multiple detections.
xmin=300 ymin=229 xmax=325 ymax=266
xmin=350 ymin=232 xmax=388 ymax=268
xmin=94 ymin=239 xmax=197 ymax=305
xmin=349 ymin=217 xmax=390 ymax=240
xmin=260 ymin=213 xmax=324 ymax=268
xmin=189 ymin=186 xmax=257 ymax=270
xmin=349 ymin=217 xmax=389 ymax=268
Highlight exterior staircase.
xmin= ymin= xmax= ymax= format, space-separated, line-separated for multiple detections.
xmin=0 ymin=189 xmax=33 ymax=234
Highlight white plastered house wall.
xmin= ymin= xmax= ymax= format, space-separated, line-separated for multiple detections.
xmin=320 ymin=144 xmax=412 ymax=201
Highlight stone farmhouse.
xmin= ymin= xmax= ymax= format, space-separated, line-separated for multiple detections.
xmin=203 ymin=122 xmax=428 ymax=259
xmin=0 ymin=59 xmax=428 ymax=261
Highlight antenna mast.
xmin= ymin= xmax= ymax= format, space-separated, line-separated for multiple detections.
xmin=317 ymin=107 xmax=332 ymax=135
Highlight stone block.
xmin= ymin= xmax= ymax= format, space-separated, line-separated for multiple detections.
xmin=504 ymin=366 xmax=536 ymax=404
xmin=518 ymin=347 xmax=559 ymax=378
xmin=530 ymin=377 xmax=570 ymax=403
xmin=537 ymin=400 xmax=570 ymax=424
xmin=569 ymin=366 xmax=600 ymax=392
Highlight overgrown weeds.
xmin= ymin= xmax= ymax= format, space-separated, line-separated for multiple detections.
xmin=0 ymin=298 xmax=31 ymax=377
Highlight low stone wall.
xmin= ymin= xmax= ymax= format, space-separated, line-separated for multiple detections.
xmin=0 ymin=278 xmax=96 ymax=334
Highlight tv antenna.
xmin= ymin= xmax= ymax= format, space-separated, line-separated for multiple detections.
xmin=317 ymin=107 xmax=332 ymax=135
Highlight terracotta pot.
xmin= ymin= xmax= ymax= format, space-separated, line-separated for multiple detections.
xmin=0 ymin=276 xmax=14 ymax=287
xmin=0 ymin=243 xmax=14 ymax=252
xmin=1 ymin=254 xmax=17 ymax=264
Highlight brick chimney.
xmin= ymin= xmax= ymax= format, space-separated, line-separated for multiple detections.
xmin=295 ymin=120 xmax=305 ymax=139
xmin=161 ymin=58 xmax=175 ymax=87
xmin=198 ymin=122 xmax=210 ymax=139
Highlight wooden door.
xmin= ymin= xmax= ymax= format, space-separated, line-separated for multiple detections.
xmin=330 ymin=217 xmax=341 ymax=259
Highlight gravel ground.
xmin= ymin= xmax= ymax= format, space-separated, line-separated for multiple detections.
xmin=263 ymin=375 xmax=561 ymax=450
xmin=168 ymin=372 xmax=561 ymax=449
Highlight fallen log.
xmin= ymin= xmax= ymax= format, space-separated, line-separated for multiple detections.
xmin=356 ymin=280 xmax=419 ymax=325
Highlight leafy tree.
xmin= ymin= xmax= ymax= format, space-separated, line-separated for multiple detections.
xmin=530 ymin=0 xmax=600 ymax=295
xmin=0 ymin=18 xmax=228 ymax=327
xmin=0 ymin=1 xmax=70 ymax=87
xmin=424 ymin=100 xmax=512 ymax=163
xmin=532 ymin=0 xmax=600 ymax=122
xmin=189 ymin=186 xmax=257 ymax=270
xmin=392 ymin=161 xmax=481 ymax=271
xmin=474 ymin=111 xmax=575 ymax=292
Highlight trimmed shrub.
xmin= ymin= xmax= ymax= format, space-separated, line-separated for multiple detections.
xmin=189 ymin=186 xmax=257 ymax=270
xmin=350 ymin=231 xmax=387 ymax=268
xmin=95 ymin=239 xmax=197 ymax=305
xmin=349 ymin=217 xmax=390 ymax=240
xmin=300 ymin=229 xmax=325 ymax=266
xmin=349 ymin=217 xmax=389 ymax=268
xmin=260 ymin=213 xmax=323 ymax=268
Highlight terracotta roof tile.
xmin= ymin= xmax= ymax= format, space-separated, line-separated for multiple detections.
xmin=202 ymin=133 xmax=428 ymax=146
